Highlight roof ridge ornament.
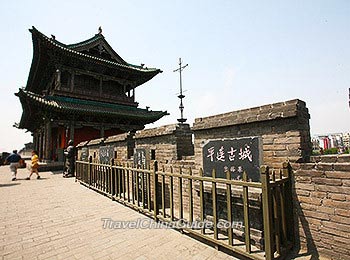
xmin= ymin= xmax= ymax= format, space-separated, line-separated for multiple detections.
xmin=98 ymin=26 xmax=102 ymax=34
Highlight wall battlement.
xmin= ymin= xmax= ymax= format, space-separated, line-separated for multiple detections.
xmin=75 ymin=99 xmax=350 ymax=259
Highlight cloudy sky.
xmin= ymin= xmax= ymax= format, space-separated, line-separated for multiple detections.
xmin=0 ymin=0 xmax=349 ymax=152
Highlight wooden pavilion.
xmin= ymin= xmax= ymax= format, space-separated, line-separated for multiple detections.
xmin=16 ymin=26 xmax=168 ymax=161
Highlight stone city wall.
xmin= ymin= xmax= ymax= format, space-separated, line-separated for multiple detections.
xmin=74 ymin=99 xmax=350 ymax=259
xmin=293 ymin=155 xmax=350 ymax=260
xmin=192 ymin=99 xmax=312 ymax=170
xmin=134 ymin=123 xmax=194 ymax=164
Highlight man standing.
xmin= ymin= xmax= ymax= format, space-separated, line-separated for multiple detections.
xmin=64 ymin=140 xmax=76 ymax=178
xmin=5 ymin=150 xmax=22 ymax=181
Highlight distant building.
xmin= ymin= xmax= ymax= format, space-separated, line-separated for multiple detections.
xmin=343 ymin=133 xmax=350 ymax=147
xmin=312 ymin=132 xmax=349 ymax=150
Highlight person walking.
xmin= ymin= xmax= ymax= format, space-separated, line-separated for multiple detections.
xmin=5 ymin=150 xmax=22 ymax=181
xmin=26 ymin=150 xmax=40 ymax=180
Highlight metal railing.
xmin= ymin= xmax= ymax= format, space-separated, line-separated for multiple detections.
xmin=76 ymin=158 xmax=294 ymax=260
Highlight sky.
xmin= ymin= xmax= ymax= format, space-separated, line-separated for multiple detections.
xmin=0 ymin=0 xmax=349 ymax=152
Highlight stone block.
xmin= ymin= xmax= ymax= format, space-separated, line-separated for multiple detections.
xmin=325 ymin=171 xmax=350 ymax=179
xmin=315 ymin=163 xmax=334 ymax=171
xmin=335 ymin=208 xmax=350 ymax=217
xmin=333 ymin=163 xmax=350 ymax=171
xmin=298 ymin=196 xmax=321 ymax=206
xmin=322 ymin=199 xmax=350 ymax=210
xmin=295 ymin=169 xmax=324 ymax=177
xmin=295 ymin=175 xmax=312 ymax=183
xmin=310 ymin=191 xmax=327 ymax=199
xmin=312 ymin=177 xmax=342 ymax=186
xmin=295 ymin=183 xmax=315 ymax=191
xmin=342 ymin=180 xmax=350 ymax=187
xmin=330 ymin=215 xmax=350 ymax=225
xmin=316 ymin=206 xmax=334 ymax=215
xmin=302 ymin=209 xmax=329 ymax=220
xmin=321 ymin=221 xmax=350 ymax=234
xmin=295 ymin=189 xmax=310 ymax=196
xmin=327 ymin=193 xmax=346 ymax=201
xmin=316 ymin=184 xmax=347 ymax=194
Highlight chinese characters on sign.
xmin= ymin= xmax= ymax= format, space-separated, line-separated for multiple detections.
xmin=80 ymin=147 xmax=89 ymax=161
xmin=203 ymin=137 xmax=261 ymax=181
xmin=134 ymin=148 xmax=147 ymax=168
xmin=99 ymin=145 xmax=115 ymax=164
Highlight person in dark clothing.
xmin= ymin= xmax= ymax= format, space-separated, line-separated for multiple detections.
xmin=5 ymin=150 xmax=22 ymax=181
xmin=64 ymin=140 xmax=76 ymax=178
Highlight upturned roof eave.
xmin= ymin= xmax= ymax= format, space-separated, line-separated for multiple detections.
xmin=16 ymin=89 xmax=168 ymax=128
xmin=29 ymin=26 xmax=162 ymax=74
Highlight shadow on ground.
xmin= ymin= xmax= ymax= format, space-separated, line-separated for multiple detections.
xmin=0 ymin=183 xmax=21 ymax=187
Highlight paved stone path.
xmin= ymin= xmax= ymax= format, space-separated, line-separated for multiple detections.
xmin=0 ymin=166 xmax=238 ymax=260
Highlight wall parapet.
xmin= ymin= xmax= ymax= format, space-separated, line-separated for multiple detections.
xmin=135 ymin=123 xmax=189 ymax=139
xmin=294 ymin=156 xmax=350 ymax=259
xmin=193 ymin=99 xmax=309 ymax=131
xmin=192 ymin=99 xmax=312 ymax=170
xmin=105 ymin=133 xmax=132 ymax=143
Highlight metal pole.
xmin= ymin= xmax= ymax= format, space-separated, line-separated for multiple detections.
xmin=173 ymin=58 xmax=188 ymax=124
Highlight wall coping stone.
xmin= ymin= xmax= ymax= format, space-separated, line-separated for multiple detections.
xmin=192 ymin=99 xmax=306 ymax=131
xmin=104 ymin=133 xmax=131 ymax=144
xmin=86 ymin=138 xmax=105 ymax=146
xmin=135 ymin=123 xmax=191 ymax=139
xmin=76 ymin=140 xmax=89 ymax=148
xmin=310 ymin=154 xmax=350 ymax=163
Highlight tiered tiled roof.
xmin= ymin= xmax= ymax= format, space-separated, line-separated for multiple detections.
xmin=26 ymin=27 xmax=162 ymax=94
xmin=16 ymin=89 xmax=167 ymax=122
xmin=17 ymin=27 xmax=168 ymax=133
xmin=30 ymin=26 xmax=160 ymax=73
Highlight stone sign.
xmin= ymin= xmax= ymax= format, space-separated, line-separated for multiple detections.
xmin=203 ymin=137 xmax=262 ymax=181
xmin=134 ymin=148 xmax=147 ymax=168
xmin=99 ymin=145 xmax=115 ymax=164
xmin=80 ymin=147 xmax=89 ymax=161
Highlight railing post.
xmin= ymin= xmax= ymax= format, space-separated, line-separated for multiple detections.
xmin=147 ymin=164 xmax=151 ymax=211
xmin=188 ymin=167 xmax=193 ymax=224
xmin=110 ymin=159 xmax=114 ymax=197
xmin=243 ymin=171 xmax=251 ymax=253
xmin=88 ymin=156 xmax=92 ymax=186
xmin=126 ymin=163 xmax=130 ymax=202
xmin=199 ymin=168 xmax=205 ymax=235
xmin=226 ymin=169 xmax=233 ymax=246
xmin=161 ymin=165 xmax=166 ymax=218
xmin=75 ymin=161 xmax=78 ymax=182
xmin=212 ymin=169 xmax=218 ymax=240
xmin=178 ymin=167 xmax=183 ymax=220
xmin=152 ymin=161 xmax=159 ymax=221
xmin=122 ymin=163 xmax=126 ymax=201
xmin=283 ymin=162 xmax=294 ymax=245
xmin=169 ymin=166 xmax=174 ymax=221
xmin=261 ymin=165 xmax=273 ymax=260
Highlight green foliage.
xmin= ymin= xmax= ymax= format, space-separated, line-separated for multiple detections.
xmin=323 ymin=148 xmax=339 ymax=155
xmin=312 ymin=150 xmax=320 ymax=156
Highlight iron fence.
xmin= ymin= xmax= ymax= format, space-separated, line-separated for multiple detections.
xmin=76 ymin=158 xmax=294 ymax=260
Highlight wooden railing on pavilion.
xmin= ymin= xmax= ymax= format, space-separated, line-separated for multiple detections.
xmin=76 ymin=158 xmax=294 ymax=260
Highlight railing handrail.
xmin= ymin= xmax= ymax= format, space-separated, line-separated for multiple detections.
xmin=75 ymin=158 xmax=294 ymax=260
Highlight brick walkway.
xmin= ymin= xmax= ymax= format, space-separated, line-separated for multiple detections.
xmin=0 ymin=166 xmax=238 ymax=260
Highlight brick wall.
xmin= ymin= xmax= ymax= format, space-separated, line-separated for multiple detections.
xmin=134 ymin=123 xmax=194 ymax=163
xmin=192 ymin=99 xmax=312 ymax=170
xmin=86 ymin=137 xmax=104 ymax=162
xmin=293 ymin=155 xmax=350 ymax=259
xmin=77 ymin=134 xmax=134 ymax=163
xmin=75 ymin=99 xmax=350 ymax=259
xmin=104 ymin=133 xmax=134 ymax=161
